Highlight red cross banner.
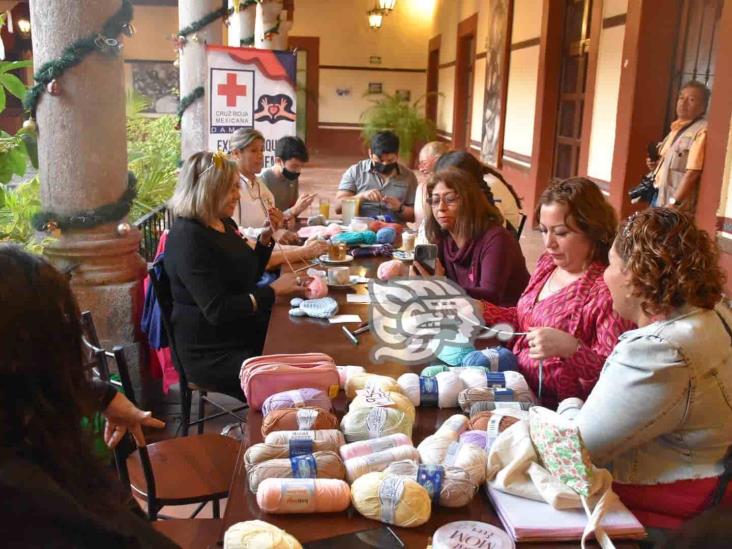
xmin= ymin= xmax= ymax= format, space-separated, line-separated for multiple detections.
xmin=207 ymin=45 xmax=297 ymax=168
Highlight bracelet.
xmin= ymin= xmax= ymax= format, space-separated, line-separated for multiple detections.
xmin=248 ymin=293 xmax=258 ymax=313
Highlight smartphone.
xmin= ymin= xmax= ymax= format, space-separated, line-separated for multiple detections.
xmin=303 ymin=526 xmax=404 ymax=549
xmin=414 ymin=243 xmax=438 ymax=275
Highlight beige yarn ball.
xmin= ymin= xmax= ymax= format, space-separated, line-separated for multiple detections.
xmin=340 ymin=406 xmax=413 ymax=442
xmin=223 ymin=520 xmax=302 ymax=549
xmin=383 ymin=459 xmax=478 ymax=508
xmin=351 ymin=471 xmax=431 ymax=528
xmin=264 ymin=429 xmax=345 ymax=449
xmin=345 ymin=373 xmax=402 ymax=399
xmin=349 ymin=391 xmax=416 ymax=423
xmin=247 ymin=451 xmax=346 ymax=493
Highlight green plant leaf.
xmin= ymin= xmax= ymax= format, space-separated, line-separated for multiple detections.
xmin=19 ymin=132 xmax=38 ymax=169
xmin=8 ymin=147 xmax=26 ymax=177
xmin=0 ymin=60 xmax=33 ymax=74
xmin=0 ymin=73 xmax=27 ymax=100
xmin=0 ymin=86 xmax=6 ymax=114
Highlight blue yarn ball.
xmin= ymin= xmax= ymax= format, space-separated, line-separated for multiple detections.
xmin=376 ymin=227 xmax=396 ymax=244
xmin=461 ymin=347 xmax=519 ymax=372
xmin=290 ymin=297 xmax=304 ymax=307
xmin=436 ymin=344 xmax=476 ymax=366
xmin=462 ymin=350 xmax=491 ymax=368
xmin=495 ymin=347 xmax=519 ymax=372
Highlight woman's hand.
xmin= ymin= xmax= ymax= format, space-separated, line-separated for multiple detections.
xmin=301 ymin=239 xmax=329 ymax=259
xmin=274 ymin=229 xmax=300 ymax=245
xmin=103 ymin=392 xmax=165 ymax=448
xmin=526 ymin=327 xmax=580 ymax=360
xmin=268 ymin=207 xmax=285 ymax=231
xmin=271 ymin=272 xmax=312 ymax=297
xmin=410 ymin=257 xmax=445 ymax=277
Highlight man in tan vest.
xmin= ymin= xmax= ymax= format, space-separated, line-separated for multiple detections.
xmin=648 ymin=81 xmax=710 ymax=213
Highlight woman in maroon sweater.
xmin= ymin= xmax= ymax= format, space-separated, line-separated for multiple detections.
xmin=412 ymin=167 xmax=529 ymax=306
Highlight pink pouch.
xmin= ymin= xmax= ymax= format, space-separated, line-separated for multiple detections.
xmin=239 ymin=353 xmax=340 ymax=411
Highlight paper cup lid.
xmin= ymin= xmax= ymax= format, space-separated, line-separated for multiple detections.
xmin=432 ymin=521 xmax=514 ymax=549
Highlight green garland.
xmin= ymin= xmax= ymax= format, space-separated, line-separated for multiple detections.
xmin=23 ymin=0 xmax=134 ymax=118
xmin=177 ymin=1 xmax=260 ymax=39
xmin=263 ymin=19 xmax=281 ymax=38
xmin=177 ymin=86 xmax=205 ymax=125
xmin=32 ymin=172 xmax=137 ymax=232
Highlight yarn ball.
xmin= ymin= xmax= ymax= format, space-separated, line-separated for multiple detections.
xmin=344 ymin=445 xmax=420 ymax=483
xmin=261 ymin=407 xmax=339 ymax=437
xmin=416 ymin=439 xmax=487 ymax=485
xmin=377 ymin=259 xmax=408 ymax=281
xmin=416 ymin=415 xmax=469 ymax=460
xmin=331 ymin=230 xmax=376 ymax=246
xmin=340 ymin=406 xmax=413 ymax=442
xmin=256 ymin=478 xmax=351 ymax=514
xmin=459 ymin=430 xmax=488 ymax=449
xmin=289 ymin=308 xmax=307 ymax=317
xmin=339 ymin=433 xmax=413 ymax=461
xmin=345 ymin=374 xmax=402 ymax=399
xmin=436 ymin=345 xmax=477 ymax=366
xmin=434 ymin=370 xmax=464 ymax=408
xmin=468 ymin=410 xmax=521 ymax=433
xmin=350 ymin=391 xmax=416 ymax=423
xmin=298 ymin=297 xmax=338 ymax=319
xmin=421 ymin=364 xmax=450 ymax=377
xmin=306 ymin=275 xmax=328 ymax=299
xmin=247 ymin=451 xmax=346 ymax=493
xmin=264 ymin=429 xmax=345 ymax=449
xmin=461 ymin=347 xmax=519 ymax=372
xmin=367 ymin=220 xmax=403 ymax=235
xmin=384 ymin=459 xmax=478 ymax=508
xmin=350 ymin=472 xmax=431 ymax=528
xmin=457 ymin=387 xmax=518 ymax=413
xmin=223 ymin=520 xmax=302 ymax=549
xmin=396 ymin=373 xmax=420 ymax=406
xmin=336 ymin=365 xmax=366 ymax=389
xmin=262 ymin=388 xmax=332 ymax=417
xmin=245 ymin=441 xmax=342 ymax=469
xmin=376 ymin=227 xmax=396 ymax=244
xmin=396 ymin=373 xmax=464 ymax=408
xmin=469 ymin=401 xmax=532 ymax=417
xmin=290 ymin=298 xmax=304 ymax=307
xmin=502 ymin=370 xmax=536 ymax=403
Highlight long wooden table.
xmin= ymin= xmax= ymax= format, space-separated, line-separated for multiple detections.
xmin=220 ymin=256 xmax=639 ymax=548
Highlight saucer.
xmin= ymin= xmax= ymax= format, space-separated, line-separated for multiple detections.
xmin=393 ymin=250 xmax=414 ymax=261
xmin=318 ymin=254 xmax=354 ymax=264
xmin=327 ymin=275 xmax=361 ymax=288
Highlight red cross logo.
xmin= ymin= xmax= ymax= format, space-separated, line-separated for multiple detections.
xmin=217 ymin=73 xmax=247 ymax=107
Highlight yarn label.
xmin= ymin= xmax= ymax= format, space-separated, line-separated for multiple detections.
xmin=378 ymin=476 xmax=406 ymax=525
xmin=290 ymin=453 xmax=317 ymax=478
xmin=417 ymin=464 xmax=444 ymax=503
xmin=444 ymin=441 xmax=463 ymax=467
xmin=356 ymin=387 xmax=395 ymax=407
xmin=289 ymin=436 xmax=314 ymax=457
xmin=494 ymin=388 xmax=514 ymax=402
xmin=485 ymin=372 xmax=506 ymax=387
xmin=369 ymin=435 xmax=400 ymax=453
xmin=364 ymin=449 xmax=395 ymax=466
xmin=494 ymin=401 xmax=523 ymax=410
xmin=289 ymin=430 xmax=315 ymax=440
xmin=289 ymin=389 xmax=306 ymax=407
xmin=419 ymin=376 xmax=439 ymax=407
xmin=366 ymin=407 xmax=388 ymax=438
xmin=279 ymin=478 xmax=316 ymax=512
xmin=486 ymin=415 xmax=503 ymax=438
xmin=297 ymin=408 xmax=319 ymax=430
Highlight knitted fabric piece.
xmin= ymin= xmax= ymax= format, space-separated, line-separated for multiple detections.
xmin=297 ymin=297 xmax=339 ymax=318
xmin=351 ymin=244 xmax=394 ymax=258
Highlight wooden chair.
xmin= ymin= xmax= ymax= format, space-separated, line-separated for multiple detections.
xmin=105 ymin=343 xmax=239 ymax=521
xmin=151 ymin=518 xmax=222 ymax=548
xmin=516 ymin=213 xmax=528 ymax=239
xmin=147 ymin=262 xmax=247 ymax=436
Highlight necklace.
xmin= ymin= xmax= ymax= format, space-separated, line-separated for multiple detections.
xmin=544 ymin=268 xmax=561 ymax=295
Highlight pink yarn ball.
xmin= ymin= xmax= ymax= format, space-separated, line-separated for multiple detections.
xmin=306 ymin=275 xmax=328 ymax=299
xmin=256 ymin=478 xmax=351 ymax=513
xmin=377 ymin=259 xmax=408 ymax=281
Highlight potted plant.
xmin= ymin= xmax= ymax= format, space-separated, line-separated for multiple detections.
xmin=360 ymin=91 xmax=437 ymax=166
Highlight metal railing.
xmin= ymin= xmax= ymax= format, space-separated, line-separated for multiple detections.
xmin=133 ymin=204 xmax=173 ymax=263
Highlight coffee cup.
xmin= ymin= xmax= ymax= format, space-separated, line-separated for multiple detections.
xmin=328 ymin=240 xmax=347 ymax=261
xmin=328 ymin=266 xmax=351 ymax=285
xmin=402 ymin=231 xmax=416 ymax=252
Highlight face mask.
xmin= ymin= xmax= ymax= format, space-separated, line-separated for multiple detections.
xmin=374 ymin=161 xmax=398 ymax=174
xmin=282 ymin=168 xmax=300 ymax=181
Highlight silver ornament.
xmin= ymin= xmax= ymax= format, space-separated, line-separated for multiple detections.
xmin=116 ymin=222 xmax=132 ymax=236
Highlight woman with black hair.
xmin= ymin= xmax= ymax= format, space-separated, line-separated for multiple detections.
xmin=0 ymin=245 xmax=174 ymax=548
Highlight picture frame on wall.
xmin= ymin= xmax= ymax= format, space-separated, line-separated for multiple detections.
xmin=125 ymin=59 xmax=179 ymax=116
xmin=367 ymin=82 xmax=383 ymax=95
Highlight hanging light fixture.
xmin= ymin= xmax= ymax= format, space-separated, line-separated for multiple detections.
xmin=367 ymin=8 xmax=384 ymax=29
xmin=378 ymin=0 xmax=397 ymax=13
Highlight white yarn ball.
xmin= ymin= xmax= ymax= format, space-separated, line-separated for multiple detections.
xmin=458 ymin=368 xmax=489 ymax=389
xmin=435 ymin=370 xmax=464 ymax=408
xmin=397 ymin=373 xmax=420 ymax=406
xmin=337 ymin=365 xmax=366 ymax=389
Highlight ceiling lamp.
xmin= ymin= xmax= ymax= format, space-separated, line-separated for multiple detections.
xmin=378 ymin=0 xmax=397 ymax=12
xmin=367 ymin=8 xmax=384 ymax=29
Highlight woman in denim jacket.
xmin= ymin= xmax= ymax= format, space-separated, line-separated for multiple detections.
xmin=573 ymin=208 xmax=732 ymax=530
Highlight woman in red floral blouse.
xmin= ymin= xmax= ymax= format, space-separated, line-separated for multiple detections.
xmin=481 ymin=177 xmax=633 ymax=408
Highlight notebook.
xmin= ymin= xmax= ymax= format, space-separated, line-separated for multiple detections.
xmin=487 ymin=485 xmax=646 ymax=542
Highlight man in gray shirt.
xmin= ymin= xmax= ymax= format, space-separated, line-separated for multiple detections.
xmin=336 ymin=131 xmax=418 ymax=223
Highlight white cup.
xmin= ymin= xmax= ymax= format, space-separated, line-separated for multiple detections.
xmin=328 ymin=266 xmax=351 ymax=285
xmin=402 ymin=231 xmax=416 ymax=252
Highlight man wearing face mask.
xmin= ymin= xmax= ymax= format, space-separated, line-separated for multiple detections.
xmin=259 ymin=136 xmax=316 ymax=228
xmin=336 ymin=130 xmax=418 ymax=223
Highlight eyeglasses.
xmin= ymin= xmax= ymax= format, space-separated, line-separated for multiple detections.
xmin=428 ymin=192 xmax=459 ymax=207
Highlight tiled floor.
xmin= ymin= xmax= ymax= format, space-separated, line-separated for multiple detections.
xmin=141 ymin=153 xmax=546 ymax=524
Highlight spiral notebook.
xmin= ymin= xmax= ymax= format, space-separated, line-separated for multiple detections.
xmin=487 ymin=485 xmax=646 ymax=542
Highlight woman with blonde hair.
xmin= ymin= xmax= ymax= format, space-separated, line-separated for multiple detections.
xmin=412 ymin=167 xmax=529 ymax=306
xmin=481 ymin=177 xmax=633 ymax=407
xmin=164 ymin=151 xmax=310 ymax=398
xmin=574 ymin=208 xmax=732 ymax=531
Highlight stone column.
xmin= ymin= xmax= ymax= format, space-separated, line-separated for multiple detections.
xmin=179 ymin=0 xmax=223 ymax=159
xmin=30 ymin=1 xmax=146 ymax=389
xmin=255 ymin=0 xmax=284 ymax=50
xmin=228 ymin=0 xmax=257 ymax=47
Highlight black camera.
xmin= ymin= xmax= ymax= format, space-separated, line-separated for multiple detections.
xmin=628 ymin=173 xmax=657 ymax=204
